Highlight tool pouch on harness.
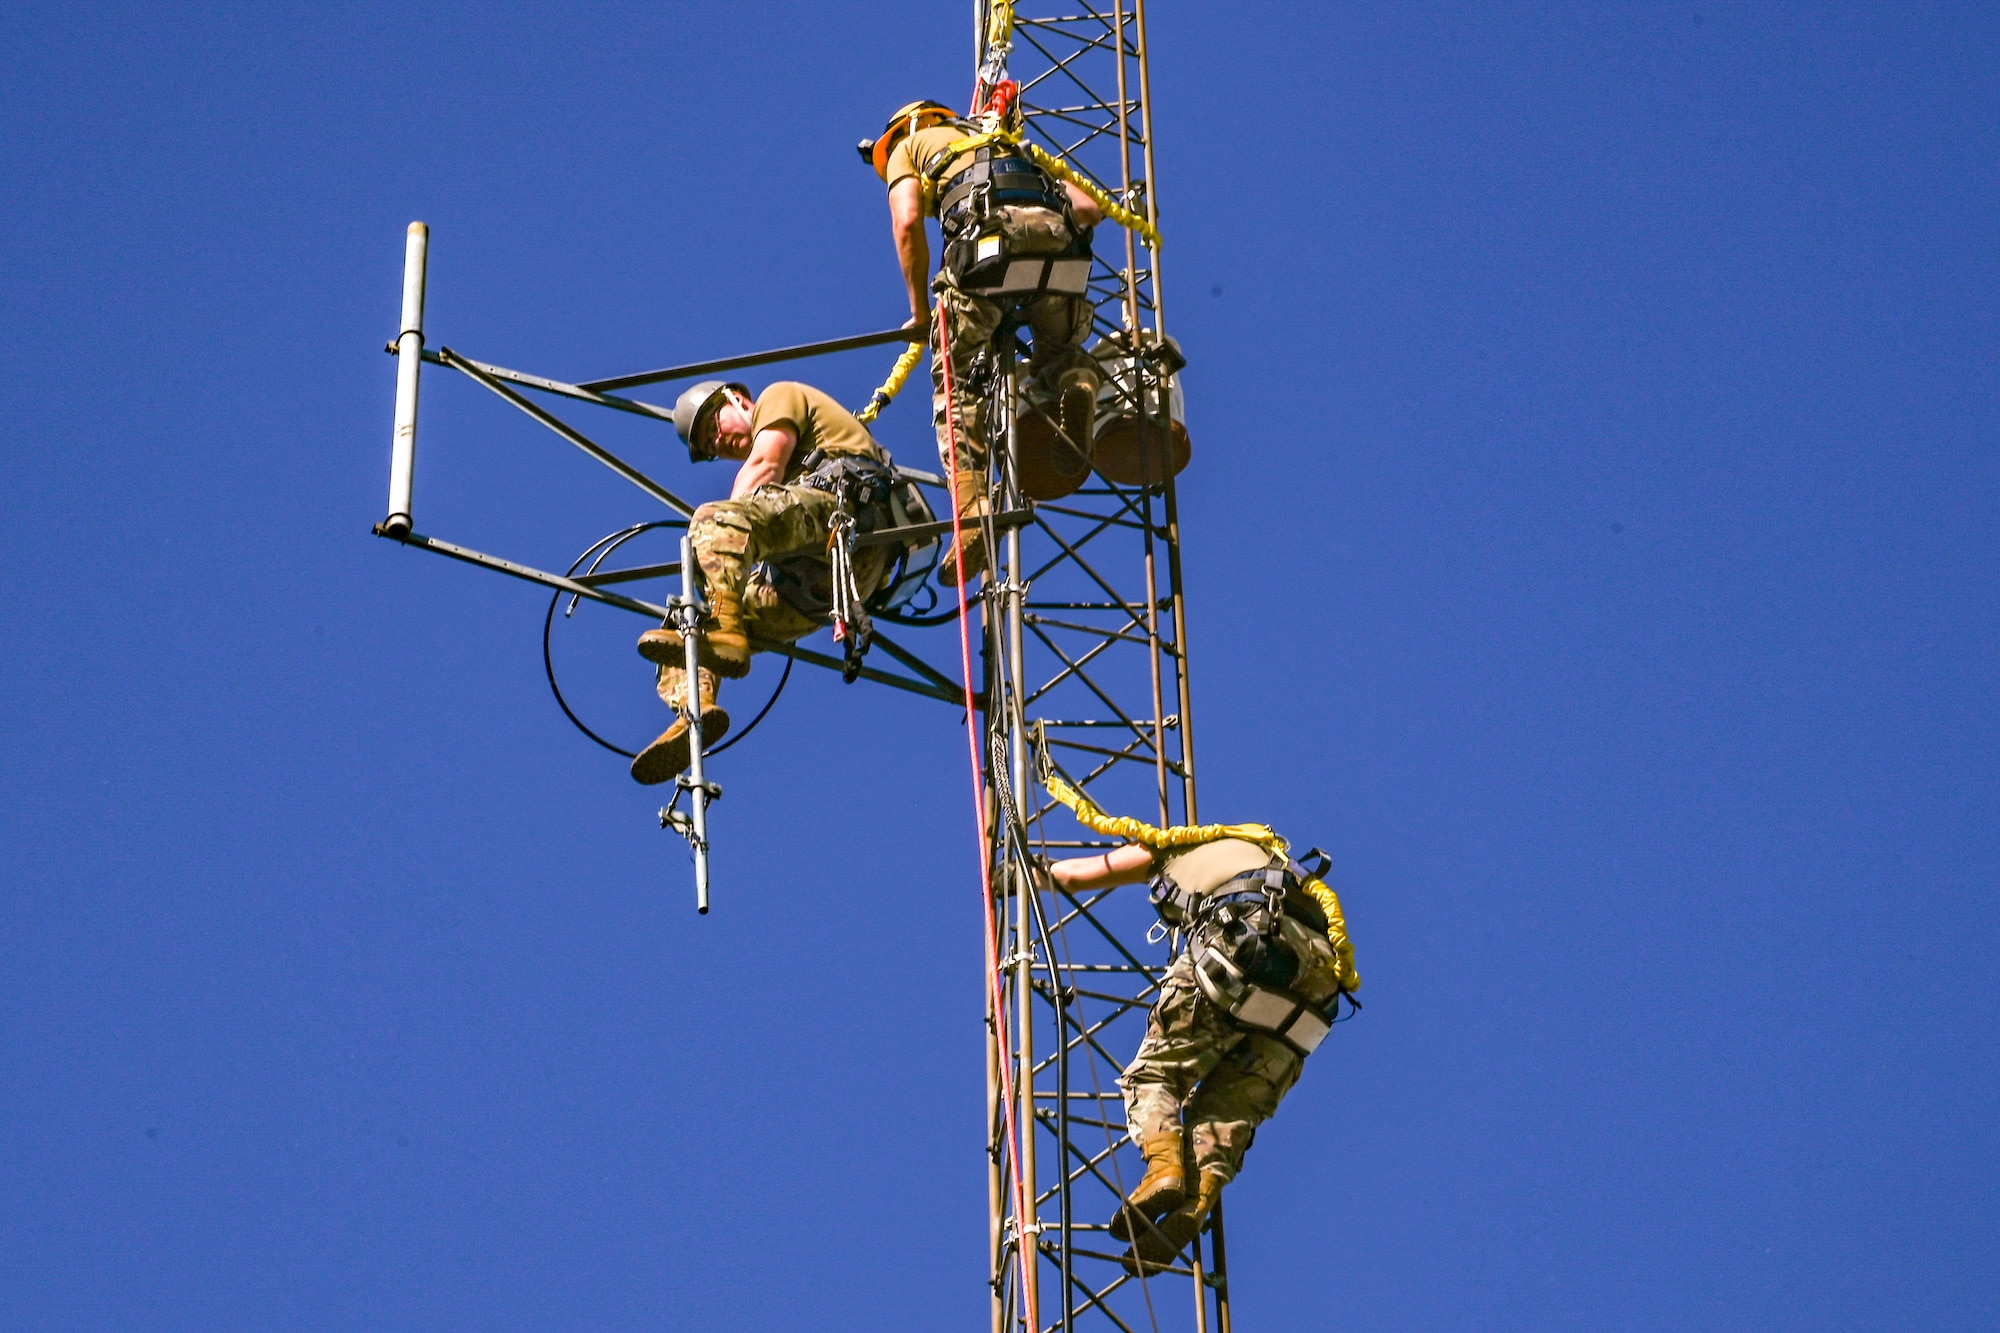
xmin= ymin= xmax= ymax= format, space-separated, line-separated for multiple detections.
xmin=871 ymin=472 xmax=942 ymax=613
xmin=935 ymin=147 xmax=1094 ymax=299
xmin=1162 ymin=862 xmax=1339 ymax=1058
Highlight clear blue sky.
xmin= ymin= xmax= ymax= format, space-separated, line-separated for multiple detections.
xmin=3 ymin=3 xmax=1995 ymax=1329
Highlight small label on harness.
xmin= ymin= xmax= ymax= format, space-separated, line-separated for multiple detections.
xmin=977 ymin=234 xmax=1004 ymax=264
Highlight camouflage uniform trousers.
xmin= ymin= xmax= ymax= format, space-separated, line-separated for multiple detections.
xmin=930 ymin=205 xmax=1101 ymax=481
xmin=658 ymin=480 xmax=889 ymax=706
xmin=1120 ymin=916 xmax=1344 ymax=1183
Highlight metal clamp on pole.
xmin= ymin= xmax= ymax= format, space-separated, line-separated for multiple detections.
xmin=383 ymin=222 xmax=429 ymax=538
xmin=657 ymin=533 xmax=720 ymax=913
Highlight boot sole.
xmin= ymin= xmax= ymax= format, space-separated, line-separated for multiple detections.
xmin=1060 ymin=384 xmax=1097 ymax=456
xmin=1108 ymin=1183 xmax=1186 ymax=1242
xmin=628 ymin=709 xmax=731 ymax=785
xmin=636 ymin=630 xmax=685 ymax=666
xmin=1120 ymin=1210 xmax=1203 ymax=1276
xmin=639 ymin=631 xmax=752 ymax=678
xmin=703 ymin=642 xmax=753 ymax=679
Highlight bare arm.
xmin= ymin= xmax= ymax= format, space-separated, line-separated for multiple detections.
xmin=1047 ymin=842 xmax=1155 ymax=892
xmin=1062 ymin=181 xmax=1105 ymax=228
xmin=729 ymin=424 xmax=797 ymax=499
xmin=889 ymin=177 xmax=932 ymax=324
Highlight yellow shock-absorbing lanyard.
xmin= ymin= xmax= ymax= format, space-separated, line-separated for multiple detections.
xmin=1037 ymin=765 xmax=1360 ymax=994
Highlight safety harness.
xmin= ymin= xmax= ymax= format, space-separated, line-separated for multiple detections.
xmin=794 ymin=449 xmax=896 ymax=522
xmin=755 ymin=449 xmax=900 ymax=682
xmin=937 ymin=150 xmax=1071 ymax=228
xmin=923 ymin=135 xmax=1094 ymax=300
xmin=1151 ymin=850 xmax=1345 ymax=1058
xmin=1036 ymin=753 xmax=1362 ymax=1058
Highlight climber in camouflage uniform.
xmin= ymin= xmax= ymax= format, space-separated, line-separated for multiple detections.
xmin=1042 ymin=796 xmax=1360 ymax=1276
xmin=629 ymin=380 xmax=895 ymax=785
xmin=860 ymin=99 xmax=1105 ymax=582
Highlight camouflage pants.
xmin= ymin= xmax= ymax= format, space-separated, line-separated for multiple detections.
xmin=664 ymin=481 xmax=889 ymax=701
xmin=931 ymin=206 xmax=1100 ymax=480
xmin=687 ymin=480 xmax=891 ymax=607
xmin=1120 ymin=919 xmax=1342 ymax=1182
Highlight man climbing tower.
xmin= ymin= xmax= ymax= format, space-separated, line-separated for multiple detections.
xmin=1036 ymin=773 xmax=1361 ymax=1276
xmin=859 ymin=98 xmax=1104 ymax=580
xmin=629 ymin=380 xmax=897 ymax=785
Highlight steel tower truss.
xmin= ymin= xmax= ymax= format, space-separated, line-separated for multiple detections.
xmin=965 ymin=4 xmax=1224 ymax=1333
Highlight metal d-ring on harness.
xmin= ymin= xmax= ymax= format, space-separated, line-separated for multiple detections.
xmin=1150 ymin=848 xmax=1348 ymax=1059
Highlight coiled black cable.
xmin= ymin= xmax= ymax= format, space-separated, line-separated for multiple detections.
xmin=542 ymin=521 xmax=793 ymax=761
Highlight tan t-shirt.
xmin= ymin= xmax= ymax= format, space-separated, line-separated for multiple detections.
xmin=1155 ymin=838 xmax=1276 ymax=897
xmin=750 ymin=381 xmax=889 ymax=483
xmin=885 ymin=124 xmax=989 ymax=215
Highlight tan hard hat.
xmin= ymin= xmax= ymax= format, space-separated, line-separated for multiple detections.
xmin=857 ymin=100 xmax=958 ymax=181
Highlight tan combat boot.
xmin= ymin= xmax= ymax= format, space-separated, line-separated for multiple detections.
xmin=638 ymin=597 xmax=754 ymax=677
xmin=1109 ymin=1131 xmax=1188 ymax=1241
xmin=636 ymin=625 xmax=686 ymax=665
xmin=937 ymin=469 xmax=989 ymax=587
xmin=701 ymin=587 xmax=753 ymax=677
xmin=629 ymin=668 xmax=729 ymax=786
xmin=1123 ymin=1168 xmax=1224 ymax=1276
xmin=1057 ymin=366 xmax=1099 ymax=462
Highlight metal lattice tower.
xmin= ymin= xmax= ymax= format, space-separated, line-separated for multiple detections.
xmin=964 ymin=4 xmax=1223 ymax=1332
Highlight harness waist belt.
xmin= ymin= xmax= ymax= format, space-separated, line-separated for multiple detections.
xmin=796 ymin=449 xmax=896 ymax=519
xmin=963 ymin=253 xmax=1092 ymax=297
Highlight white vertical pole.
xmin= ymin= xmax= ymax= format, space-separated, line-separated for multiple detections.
xmin=384 ymin=221 xmax=429 ymax=538
xmin=678 ymin=535 xmax=714 ymax=915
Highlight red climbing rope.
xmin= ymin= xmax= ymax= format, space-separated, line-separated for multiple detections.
xmin=937 ymin=301 xmax=1037 ymax=1314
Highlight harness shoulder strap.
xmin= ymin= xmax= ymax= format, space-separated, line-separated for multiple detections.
xmin=1210 ymin=864 xmax=1331 ymax=936
xmin=921 ymin=130 xmax=1009 ymax=187
xmin=1147 ymin=869 xmax=1201 ymax=926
